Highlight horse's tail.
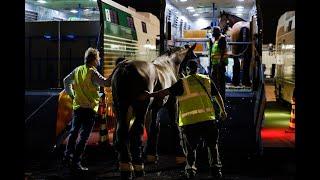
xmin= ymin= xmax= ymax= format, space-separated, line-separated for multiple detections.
xmin=111 ymin=62 xmax=130 ymax=103
xmin=112 ymin=61 xmax=148 ymax=101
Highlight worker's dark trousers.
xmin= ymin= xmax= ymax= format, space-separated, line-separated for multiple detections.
xmin=180 ymin=120 xmax=222 ymax=172
xmin=145 ymin=97 xmax=184 ymax=159
xmin=232 ymin=55 xmax=252 ymax=86
xmin=65 ymin=107 xmax=96 ymax=163
xmin=232 ymin=57 xmax=241 ymax=86
xmin=211 ymin=63 xmax=226 ymax=100
xmin=242 ymin=55 xmax=252 ymax=86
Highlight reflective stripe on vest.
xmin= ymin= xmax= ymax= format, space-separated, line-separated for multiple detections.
xmin=73 ymin=65 xmax=100 ymax=112
xmin=178 ymin=74 xmax=215 ymax=126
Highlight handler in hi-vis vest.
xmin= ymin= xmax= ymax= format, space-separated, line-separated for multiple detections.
xmin=146 ymin=60 xmax=227 ymax=179
xmin=63 ymin=47 xmax=112 ymax=171
xmin=208 ymin=26 xmax=228 ymax=100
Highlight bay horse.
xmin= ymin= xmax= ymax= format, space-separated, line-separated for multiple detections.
xmin=111 ymin=44 xmax=197 ymax=169
xmin=219 ymin=11 xmax=252 ymax=86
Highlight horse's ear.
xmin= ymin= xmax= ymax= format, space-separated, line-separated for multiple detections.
xmin=190 ymin=43 xmax=197 ymax=51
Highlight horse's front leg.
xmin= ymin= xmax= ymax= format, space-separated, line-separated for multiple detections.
xmin=130 ymin=99 xmax=150 ymax=177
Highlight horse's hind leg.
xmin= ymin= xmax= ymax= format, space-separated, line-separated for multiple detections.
xmin=240 ymin=27 xmax=252 ymax=86
xmin=114 ymin=102 xmax=134 ymax=178
xmin=242 ymin=46 xmax=252 ymax=86
xmin=130 ymin=100 xmax=150 ymax=177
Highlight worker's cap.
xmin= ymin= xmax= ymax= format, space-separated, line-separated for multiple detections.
xmin=212 ymin=26 xmax=221 ymax=35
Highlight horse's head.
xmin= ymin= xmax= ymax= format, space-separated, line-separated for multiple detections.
xmin=219 ymin=11 xmax=230 ymax=31
xmin=219 ymin=11 xmax=246 ymax=32
xmin=175 ymin=43 xmax=197 ymax=76
xmin=153 ymin=44 xmax=197 ymax=78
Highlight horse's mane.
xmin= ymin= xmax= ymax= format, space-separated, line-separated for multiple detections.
xmin=152 ymin=46 xmax=184 ymax=64
xmin=220 ymin=11 xmax=246 ymax=22
xmin=163 ymin=46 xmax=184 ymax=56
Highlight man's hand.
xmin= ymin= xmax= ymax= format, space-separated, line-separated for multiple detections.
xmin=219 ymin=110 xmax=227 ymax=121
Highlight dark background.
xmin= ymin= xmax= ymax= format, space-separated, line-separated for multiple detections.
xmin=260 ymin=0 xmax=295 ymax=44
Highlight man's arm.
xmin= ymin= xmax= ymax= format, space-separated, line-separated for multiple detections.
xmin=149 ymin=79 xmax=184 ymax=98
xmin=213 ymin=94 xmax=226 ymax=117
xmin=211 ymin=81 xmax=227 ymax=120
xmin=64 ymin=70 xmax=75 ymax=99
xmin=91 ymin=69 xmax=112 ymax=87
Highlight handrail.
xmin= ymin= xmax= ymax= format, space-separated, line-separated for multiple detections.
xmin=174 ymin=38 xmax=252 ymax=45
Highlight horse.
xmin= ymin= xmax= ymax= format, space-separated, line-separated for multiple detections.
xmin=219 ymin=11 xmax=252 ymax=86
xmin=111 ymin=44 xmax=197 ymax=170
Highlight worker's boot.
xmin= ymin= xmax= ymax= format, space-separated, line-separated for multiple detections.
xmin=210 ymin=167 xmax=223 ymax=179
xmin=71 ymin=161 xmax=89 ymax=171
xmin=185 ymin=168 xmax=196 ymax=179
xmin=119 ymin=162 xmax=134 ymax=180
xmin=133 ymin=164 xmax=145 ymax=178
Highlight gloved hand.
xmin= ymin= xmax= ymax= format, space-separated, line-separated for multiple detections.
xmin=219 ymin=110 xmax=227 ymax=121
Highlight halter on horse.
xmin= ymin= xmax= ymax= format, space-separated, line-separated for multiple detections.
xmin=111 ymin=44 xmax=197 ymax=165
xmin=219 ymin=11 xmax=252 ymax=86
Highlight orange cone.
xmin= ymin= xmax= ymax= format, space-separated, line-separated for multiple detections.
xmin=286 ymin=96 xmax=295 ymax=133
xmin=98 ymin=95 xmax=109 ymax=145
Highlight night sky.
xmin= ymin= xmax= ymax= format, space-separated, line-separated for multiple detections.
xmin=259 ymin=0 xmax=295 ymax=44
xmin=113 ymin=0 xmax=295 ymax=44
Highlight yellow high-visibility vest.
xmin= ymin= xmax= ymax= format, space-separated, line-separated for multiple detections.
xmin=73 ymin=65 xmax=100 ymax=112
xmin=178 ymin=74 xmax=216 ymax=126
xmin=208 ymin=37 xmax=228 ymax=65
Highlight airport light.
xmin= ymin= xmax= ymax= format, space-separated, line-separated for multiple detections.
xmin=70 ymin=9 xmax=78 ymax=13
xmin=236 ymin=6 xmax=244 ymax=11
xmin=37 ymin=0 xmax=47 ymax=4
xmin=181 ymin=16 xmax=187 ymax=22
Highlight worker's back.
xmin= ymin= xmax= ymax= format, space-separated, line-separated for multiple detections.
xmin=73 ymin=65 xmax=100 ymax=112
xmin=178 ymin=74 xmax=215 ymax=126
